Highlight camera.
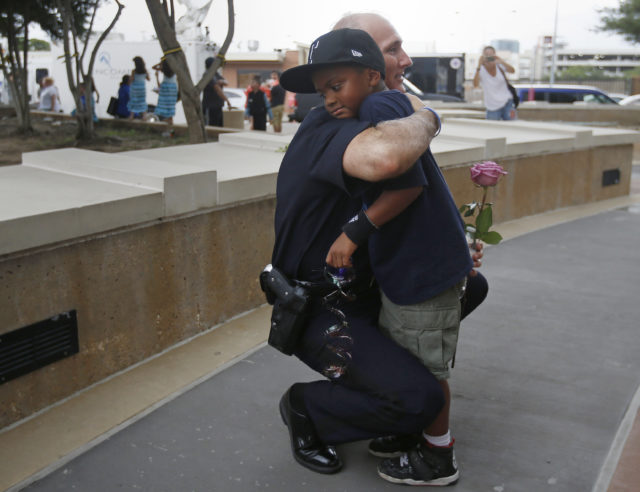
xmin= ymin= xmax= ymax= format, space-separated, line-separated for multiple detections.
xmin=485 ymin=56 xmax=496 ymax=62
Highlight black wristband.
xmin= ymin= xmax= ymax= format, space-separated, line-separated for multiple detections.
xmin=342 ymin=209 xmax=378 ymax=246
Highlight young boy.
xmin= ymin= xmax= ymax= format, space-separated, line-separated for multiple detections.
xmin=244 ymin=76 xmax=273 ymax=131
xmin=281 ymin=28 xmax=473 ymax=486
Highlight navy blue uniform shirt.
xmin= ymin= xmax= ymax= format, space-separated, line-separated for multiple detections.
xmin=359 ymin=91 xmax=473 ymax=304
xmin=271 ymin=105 xmax=371 ymax=282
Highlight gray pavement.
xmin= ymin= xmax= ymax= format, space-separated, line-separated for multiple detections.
xmin=23 ymin=206 xmax=640 ymax=492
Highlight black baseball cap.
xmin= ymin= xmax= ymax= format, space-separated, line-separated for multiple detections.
xmin=280 ymin=28 xmax=386 ymax=94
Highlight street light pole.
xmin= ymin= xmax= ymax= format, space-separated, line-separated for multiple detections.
xmin=550 ymin=0 xmax=559 ymax=85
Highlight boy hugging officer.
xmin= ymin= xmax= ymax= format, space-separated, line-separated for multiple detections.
xmin=263 ymin=27 xmax=470 ymax=487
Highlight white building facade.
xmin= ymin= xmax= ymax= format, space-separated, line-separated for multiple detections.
xmin=531 ymin=35 xmax=640 ymax=80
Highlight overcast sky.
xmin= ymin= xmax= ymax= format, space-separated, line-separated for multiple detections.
xmin=94 ymin=0 xmax=637 ymax=54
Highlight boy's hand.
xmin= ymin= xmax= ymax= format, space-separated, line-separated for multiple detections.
xmin=469 ymin=242 xmax=483 ymax=276
xmin=325 ymin=233 xmax=358 ymax=268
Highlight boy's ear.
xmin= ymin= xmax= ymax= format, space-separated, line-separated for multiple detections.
xmin=367 ymin=68 xmax=381 ymax=87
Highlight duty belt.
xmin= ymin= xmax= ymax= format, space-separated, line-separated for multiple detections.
xmin=293 ymin=279 xmax=339 ymax=297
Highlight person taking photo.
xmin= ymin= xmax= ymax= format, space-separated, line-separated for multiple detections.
xmin=473 ymin=46 xmax=516 ymax=120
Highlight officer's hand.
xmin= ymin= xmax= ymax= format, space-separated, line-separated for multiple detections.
xmin=469 ymin=242 xmax=483 ymax=277
xmin=325 ymin=233 xmax=357 ymax=268
xmin=406 ymin=94 xmax=425 ymax=112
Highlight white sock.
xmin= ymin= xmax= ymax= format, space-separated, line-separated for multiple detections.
xmin=423 ymin=430 xmax=452 ymax=447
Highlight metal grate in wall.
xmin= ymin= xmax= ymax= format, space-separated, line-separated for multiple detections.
xmin=602 ymin=169 xmax=621 ymax=187
xmin=0 ymin=310 xmax=79 ymax=384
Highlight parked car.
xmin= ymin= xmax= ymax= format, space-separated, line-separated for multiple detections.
xmin=619 ymin=94 xmax=640 ymax=106
xmin=608 ymin=93 xmax=628 ymax=103
xmin=513 ymin=84 xmax=618 ymax=104
xmin=288 ymin=93 xmax=324 ymax=122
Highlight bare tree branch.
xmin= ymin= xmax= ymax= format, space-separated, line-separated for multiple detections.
xmin=80 ymin=0 xmax=100 ymax=63
xmin=7 ymin=19 xmax=22 ymax=73
xmin=57 ymin=0 xmax=80 ymax=102
xmin=87 ymin=0 xmax=124 ymax=77
xmin=21 ymin=21 xmax=29 ymax=114
xmin=195 ymin=0 xmax=234 ymax=93
xmin=62 ymin=0 xmax=83 ymax=84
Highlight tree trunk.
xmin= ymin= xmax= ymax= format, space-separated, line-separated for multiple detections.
xmin=145 ymin=0 xmax=207 ymax=144
xmin=0 ymin=28 xmax=32 ymax=133
xmin=19 ymin=24 xmax=33 ymax=133
xmin=75 ymin=78 xmax=95 ymax=141
xmin=5 ymin=70 xmax=31 ymax=133
xmin=57 ymin=0 xmax=123 ymax=142
xmin=58 ymin=0 xmax=84 ymax=138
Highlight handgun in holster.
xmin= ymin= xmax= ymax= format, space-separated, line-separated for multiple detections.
xmin=259 ymin=264 xmax=309 ymax=355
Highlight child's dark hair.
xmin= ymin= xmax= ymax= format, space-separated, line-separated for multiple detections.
xmin=252 ymin=75 xmax=261 ymax=84
xmin=133 ymin=56 xmax=146 ymax=74
xmin=120 ymin=75 xmax=130 ymax=86
xmin=161 ymin=59 xmax=174 ymax=78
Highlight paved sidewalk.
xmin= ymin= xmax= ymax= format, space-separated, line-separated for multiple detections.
xmin=14 ymin=203 xmax=640 ymax=492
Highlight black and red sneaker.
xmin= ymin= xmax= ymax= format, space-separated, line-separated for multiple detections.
xmin=377 ymin=440 xmax=459 ymax=486
xmin=368 ymin=434 xmax=422 ymax=458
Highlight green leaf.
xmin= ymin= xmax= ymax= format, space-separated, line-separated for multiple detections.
xmin=480 ymin=230 xmax=503 ymax=244
xmin=475 ymin=206 xmax=493 ymax=234
xmin=458 ymin=204 xmax=469 ymax=214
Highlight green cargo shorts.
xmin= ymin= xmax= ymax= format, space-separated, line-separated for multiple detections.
xmin=378 ymin=280 xmax=465 ymax=380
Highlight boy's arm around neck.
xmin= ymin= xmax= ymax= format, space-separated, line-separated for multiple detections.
xmin=365 ymin=186 xmax=423 ymax=228
xmin=325 ymin=186 xmax=423 ymax=268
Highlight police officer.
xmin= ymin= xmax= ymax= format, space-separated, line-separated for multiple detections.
xmin=271 ymin=30 xmax=443 ymax=475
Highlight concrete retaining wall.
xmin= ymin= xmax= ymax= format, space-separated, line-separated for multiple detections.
xmin=446 ymin=146 xmax=632 ymax=223
xmin=0 ymin=199 xmax=275 ymax=428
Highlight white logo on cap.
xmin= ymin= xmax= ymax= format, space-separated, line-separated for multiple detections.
xmin=308 ymin=40 xmax=319 ymax=63
xmin=351 ymin=50 xmax=363 ymax=57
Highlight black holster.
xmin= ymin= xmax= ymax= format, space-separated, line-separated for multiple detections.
xmin=259 ymin=265 xmax=310 ymax=355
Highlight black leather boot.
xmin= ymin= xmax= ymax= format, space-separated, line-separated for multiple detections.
xmin=279 ymin=386 xmax=343 ymax=474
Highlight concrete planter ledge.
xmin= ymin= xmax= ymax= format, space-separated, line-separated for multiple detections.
xmin=22 ymin=148 xmax=219 ymax=217
xmin=438 ymin=108 xmax=485 ymax=120
xmin=442 ymin=120 xmax=579 ymax=158
xmin=434 ymin=135 xmax=507 ymax=162
xmin=0 ymin=165 xmax=163 ymax=256
xmin=429 ymin=137 xmax=487 ymax=167
xmin=450 ymin=118 xmax=640 ymax=152
xmin=121 ymin=143 xmax=283 ymax=205
xmin=218 ymin=132 xmax=292 ymax=151
xmin=1 ymin=120 xmax=638 ymax=258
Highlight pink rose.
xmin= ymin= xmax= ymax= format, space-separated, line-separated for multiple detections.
xmin=470 ymin=161 xmax=508 ymax=187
